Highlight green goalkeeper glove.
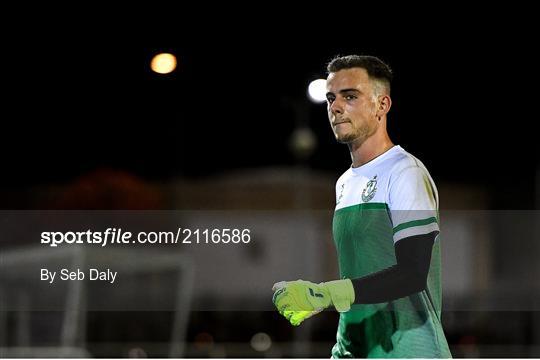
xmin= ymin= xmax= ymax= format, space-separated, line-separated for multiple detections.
xmin=272 ymin=279 xmax=355 ymax=326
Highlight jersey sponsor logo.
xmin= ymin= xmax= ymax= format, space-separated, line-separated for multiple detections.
xmin=361 ymin=175 xmax=378 ymax=202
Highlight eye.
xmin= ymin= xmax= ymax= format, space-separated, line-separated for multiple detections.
xmin=345 ymin=94 xmax=357 ymax=101
xmin=326 ymin=96 xmax=335 ymax=104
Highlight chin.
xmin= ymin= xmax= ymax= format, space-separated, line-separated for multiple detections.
xmin=335 ymin=131 xmax=351 ymax=143
xmin=336 ymin=136 xmax=355 ymax=144
xmin=336 ymin=133 xmax=364 ymax=145
xmin=334 ymin=130 xmax=350 ymax=141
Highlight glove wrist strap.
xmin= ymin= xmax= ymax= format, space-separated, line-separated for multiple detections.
xmin=324 ymin=279 xmax=355 ymax=312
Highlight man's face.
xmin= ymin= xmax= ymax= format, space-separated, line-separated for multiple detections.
xmin=326 ymin=68 xmax=379 ymax=144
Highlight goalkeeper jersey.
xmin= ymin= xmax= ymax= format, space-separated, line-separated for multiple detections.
xmin=331 ymin=145 xmax=451 ymax=358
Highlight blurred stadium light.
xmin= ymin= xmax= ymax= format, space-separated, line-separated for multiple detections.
xmin=150 ymin=53 xmax=177 ymax=74
xmin=307 ymin=79 xmax=326 ymax=103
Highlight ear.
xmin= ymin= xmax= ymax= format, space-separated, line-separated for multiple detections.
xmin=376 ymin=95 xmax=392 ymax=118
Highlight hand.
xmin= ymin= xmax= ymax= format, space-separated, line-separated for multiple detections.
xmin=272 ymin=279 xmax=355 ymax=326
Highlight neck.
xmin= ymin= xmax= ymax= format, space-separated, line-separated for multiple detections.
xmin=348 ymin=130 xmax=394 ymax=168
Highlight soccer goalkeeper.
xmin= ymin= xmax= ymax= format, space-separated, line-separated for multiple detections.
xmin=272 ymin=55 xmax=451 ymax=358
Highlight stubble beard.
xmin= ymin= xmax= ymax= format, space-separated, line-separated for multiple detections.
xmin=335 ymin=120 xmax=378 ymax=145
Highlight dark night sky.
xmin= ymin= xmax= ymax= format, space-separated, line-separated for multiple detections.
xmin=3 ymin=11 xmax=538 ymax=207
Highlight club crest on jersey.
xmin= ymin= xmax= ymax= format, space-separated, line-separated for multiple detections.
xmin=361 ymin=175 xmax=378 ymax=202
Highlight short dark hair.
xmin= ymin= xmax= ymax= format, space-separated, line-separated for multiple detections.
xmin=327 ymin=55 xmax=393 ymax=92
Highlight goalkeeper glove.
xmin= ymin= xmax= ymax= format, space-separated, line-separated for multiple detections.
xmin=272 ymin=279 xmax=355 ymax=326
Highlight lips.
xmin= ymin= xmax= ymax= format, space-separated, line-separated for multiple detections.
xmin=333 ymin=121 xmax=349 ymax=126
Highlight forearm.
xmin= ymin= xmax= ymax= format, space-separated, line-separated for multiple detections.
xmin=352 ymin=231 xmax=437 ymax=304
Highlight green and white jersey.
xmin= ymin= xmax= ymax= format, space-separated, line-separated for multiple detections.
xmin=331 ymin=145 xmax=451 ymax=358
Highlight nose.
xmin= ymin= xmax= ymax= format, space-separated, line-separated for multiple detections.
xmin=329 ymin=98 xmax=343 ymax=115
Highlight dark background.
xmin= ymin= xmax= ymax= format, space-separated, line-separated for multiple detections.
xmin=2 ymin=10 xmax=538 ymax=210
